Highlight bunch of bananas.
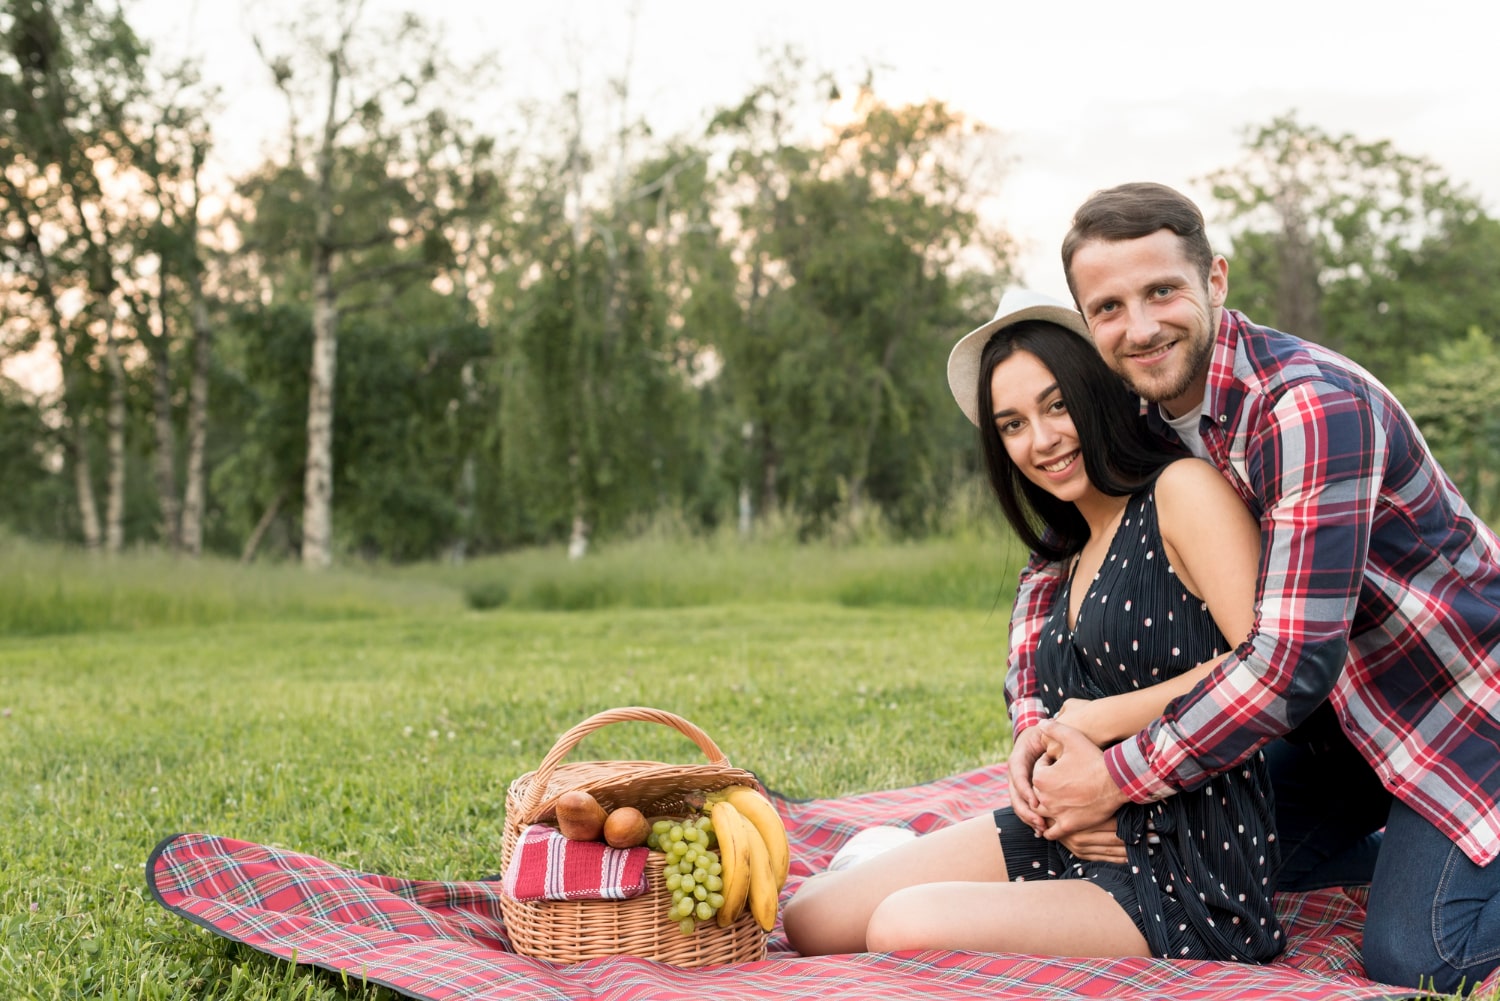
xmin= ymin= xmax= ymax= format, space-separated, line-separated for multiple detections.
xmin=705 ymin=785 xmax=789 ymax=932
xmin=646 ymin=784 xmax=790 ymax=935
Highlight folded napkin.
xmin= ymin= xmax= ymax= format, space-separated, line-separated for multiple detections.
xmin=502 ymin=824 xmax=650 ymax=902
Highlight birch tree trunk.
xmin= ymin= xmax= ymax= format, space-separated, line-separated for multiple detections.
xmin=242 ymin=488 xmax=287 ymax=564
xmin=177 ymin=139 xmax=213 ymax=557
xmin=563 ymin=89 xmax=591 ymax=561
xmin=70 ymin=406 xmax=103 ymax=551
xmin=102 ymin=330 xmax=127 ymax=554
xmin=179 ymin=280 xmax=212 ymax=556
xmin=299 ymin=50 xmax=344 ymax=570
xmin=147 ymin=283 xmax=180 ymax=550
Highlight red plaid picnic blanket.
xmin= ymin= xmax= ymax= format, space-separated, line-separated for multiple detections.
xmin=147 ymin=763 xmax=1469 ymax=1000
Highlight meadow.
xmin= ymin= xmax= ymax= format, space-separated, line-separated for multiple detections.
xmin=0 ymin=530 xmax=1027 ymax=999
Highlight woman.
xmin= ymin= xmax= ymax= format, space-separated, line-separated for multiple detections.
xmin=781 ymin=290 xmax=1283 ymax=962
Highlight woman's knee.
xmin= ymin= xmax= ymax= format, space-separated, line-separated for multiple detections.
xmin=782 ymin=875 xmax=855 ymax=956
xmin=864 ymin=888 xmax=929 ymax=953
xmin=779 ymin=882 xmax=819 ymax=954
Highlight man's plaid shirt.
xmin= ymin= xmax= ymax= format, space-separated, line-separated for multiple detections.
xmin=1007 ymin=309 xmax=1500 ymax=866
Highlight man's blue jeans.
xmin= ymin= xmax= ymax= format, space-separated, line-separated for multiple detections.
xmin=1265 ymin=725 xmax=1500 ymax=994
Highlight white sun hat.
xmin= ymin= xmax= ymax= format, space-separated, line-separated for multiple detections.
xmin=946 ymin=288 xmax=1090 ymax=426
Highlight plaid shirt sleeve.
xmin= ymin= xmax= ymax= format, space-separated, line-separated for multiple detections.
xmin=1007 ymin=554 xmax=1064 ymax=736
xmin=1105 ymin=380 xmax=1378 ymax=800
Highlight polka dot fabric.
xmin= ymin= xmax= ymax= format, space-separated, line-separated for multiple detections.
xmin=999 ymin=483 xmax=1283 ymax=962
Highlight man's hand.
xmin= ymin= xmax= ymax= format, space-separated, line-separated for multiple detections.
xmin=1005 ymin=724 xmax=1052 ymax=832
xmin=1058 ymin=816 xmax=1127 ymax=863
xmin=1031 ymin=720 xmax=1129 ymax=839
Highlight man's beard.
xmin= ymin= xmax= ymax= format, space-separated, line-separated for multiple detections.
xmin=1131 ymin=330 xmax=1215 ymax=411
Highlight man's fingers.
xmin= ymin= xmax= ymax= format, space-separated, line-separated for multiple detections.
xmin=1040 ymin=808 xmax=1087 ymax=841
xmin=1058 ymin=818 xmax=1127 ymax=861
xmin=1007 ymin=726 xmax=1052 ymax=831
xmin=1012 ymin=800 xmax=1045 ymax=832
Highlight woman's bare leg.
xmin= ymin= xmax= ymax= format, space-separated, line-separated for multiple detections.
xmin=782 ymin=813 xmax=1150 ymax=958
xmin=782 ymin=815 xmax=1008 ymax=956
xmin=866 ymin=878 xmax=1150 ymax=956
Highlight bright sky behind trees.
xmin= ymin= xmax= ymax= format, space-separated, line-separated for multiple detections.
xmin=134 ymin=0 xmax=1499 ymax=299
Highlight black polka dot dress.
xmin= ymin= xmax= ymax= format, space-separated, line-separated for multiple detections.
xmin=995 ymin=484 xmax=1285 ymax=962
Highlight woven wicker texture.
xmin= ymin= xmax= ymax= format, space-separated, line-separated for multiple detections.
xmin=500 ymin=706 xmax=769 ymax=967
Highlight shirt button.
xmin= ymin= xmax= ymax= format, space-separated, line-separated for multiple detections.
xmin=1219 ymin=414 xmax=1228 ymax=422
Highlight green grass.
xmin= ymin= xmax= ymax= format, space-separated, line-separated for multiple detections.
xmin=1 ymin=538 xmax=1490 ymax=1001
xmin=0 ymin=534 xmax=457 ymax=636
xmin=398 ymin=530 xmax=1033 ymax=614
xmin=0 ymin=540 xmax=1015 ymax=998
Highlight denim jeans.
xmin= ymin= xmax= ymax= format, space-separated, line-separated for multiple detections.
xmin=1265 ymin=721 xmax=1500 ymax=994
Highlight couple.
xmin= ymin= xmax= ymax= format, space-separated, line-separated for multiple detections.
xmin=782 ymin=182 xmax=1500 ymax=994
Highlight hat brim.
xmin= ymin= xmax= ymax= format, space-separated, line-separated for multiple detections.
xmin=946 ymin=304 xmax=1091 ymax=426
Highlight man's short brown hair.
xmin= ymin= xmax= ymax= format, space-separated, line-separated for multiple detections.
xmin=1062 ymin=182 xmax=1214 ymax=303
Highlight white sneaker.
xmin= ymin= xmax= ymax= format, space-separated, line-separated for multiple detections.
xmin=826 ymin=826 xmax=917 ymax=872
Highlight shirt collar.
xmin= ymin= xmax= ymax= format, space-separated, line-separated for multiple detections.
xmin=1204 ymin=308 xmax=1250 ymax=428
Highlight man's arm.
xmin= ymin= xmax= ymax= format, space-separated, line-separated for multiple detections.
xmin=1055 ymin=660 xmax=1216 ymax=747
xmin=1106 ymin=382 xmax=1380 ymax=802
xmin=1005 ymin=554 xmax=1063 ymax=828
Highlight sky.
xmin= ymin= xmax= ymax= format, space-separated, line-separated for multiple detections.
xmin=129 ymin=0 xmax=1500 ymax=302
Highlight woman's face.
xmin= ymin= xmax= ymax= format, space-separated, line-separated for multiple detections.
xmin=988 ymin=349 xmax=1091 ymax=505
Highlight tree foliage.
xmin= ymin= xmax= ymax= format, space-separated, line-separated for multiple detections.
xmin=8 ymin=17 xmax=1496 ymax=564
xmin=236 ymin=0 xmax=504 ymax=565
xmin=706 ymin=61 xmax=1012 ymax=535
xmin=1400 ymin=327 xmax=1500 ymax=522
xmin=0 ymin=0 xmax=154 ymax=550
xmin=2 ymin=0 xmax=223 ymax=554
xmin=1205 ymin=111 xmax=1488 ymax=384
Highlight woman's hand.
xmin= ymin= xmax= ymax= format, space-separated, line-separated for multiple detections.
xmin=1053 ymin=697 xmax=1111 ymax=747
xmin=1058 ymin=816 xmax=1127 ymax=863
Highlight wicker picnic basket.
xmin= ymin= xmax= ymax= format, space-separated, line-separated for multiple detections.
xmin=500 ymin=706 xmax=771 ymax=967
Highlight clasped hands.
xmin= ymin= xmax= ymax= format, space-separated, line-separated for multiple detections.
xmin=1008 ymin=700 xmax=1131 ymax=864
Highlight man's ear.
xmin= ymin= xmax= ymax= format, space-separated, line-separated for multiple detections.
xmin=1209 ymin=255 xmax=1229 ymax=308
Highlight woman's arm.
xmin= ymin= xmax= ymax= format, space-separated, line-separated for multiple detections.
xmin=1055 ymin=661 xmax=1217 ymax=748
xmin=1053 ymin=459 xmax=1261 ymax=748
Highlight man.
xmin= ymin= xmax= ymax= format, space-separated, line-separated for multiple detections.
xmin=1006 ymin=182 xmax=1500 ymax=992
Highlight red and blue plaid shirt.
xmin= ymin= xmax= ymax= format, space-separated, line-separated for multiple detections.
xmin=1007 ymin=308 xmax=1500 ymax=866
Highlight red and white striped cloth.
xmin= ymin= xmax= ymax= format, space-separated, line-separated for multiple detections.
xmin=501 ymin=824 xmax=649 ymax=902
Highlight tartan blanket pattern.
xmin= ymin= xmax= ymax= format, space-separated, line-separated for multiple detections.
xmin=147 ymin=763 xmax=1443 ymax=1000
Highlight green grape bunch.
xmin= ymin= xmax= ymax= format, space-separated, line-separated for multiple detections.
xmin=648 ymin=815 xmax=727 ymax=934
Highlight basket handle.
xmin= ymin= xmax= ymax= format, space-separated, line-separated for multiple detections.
xmin=517 ymin=707 xmax=732 ymax=818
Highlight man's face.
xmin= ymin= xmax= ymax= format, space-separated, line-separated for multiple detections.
xmin=1068 ymin=229 xmax=1227 ymax=418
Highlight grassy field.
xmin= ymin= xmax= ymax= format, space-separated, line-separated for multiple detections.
xmin=4 ymin=532 xmax=1491 ymax=1001
xmin=0 ymin=534 xmax=1021 ymax=999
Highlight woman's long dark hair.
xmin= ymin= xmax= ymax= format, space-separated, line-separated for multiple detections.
xmin=976 ymin=319 xmax=1186 ymax=561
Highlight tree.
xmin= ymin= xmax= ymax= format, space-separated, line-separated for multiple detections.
xmin=0 ymin=373 xmax=65 ymax=537
xmin=1 ymin=0 xmax=156 ymax=552
xmin=1334 ymin=212 xmax=1500 ymax=389
xmin=1399 ymin=327 xmax=1500 ymax=523
xmin=1205 ymin=111 xmax=1485 ymax=383
xmin=107 ymin=60 xmax=220 ymax=555
xmin=488 ymin=87 xmax=711 ymax=552
xmin=245 ymin=0 xmax=502 ymax=567
xmin=706 ymin=60 xmax=1013 ymax=534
